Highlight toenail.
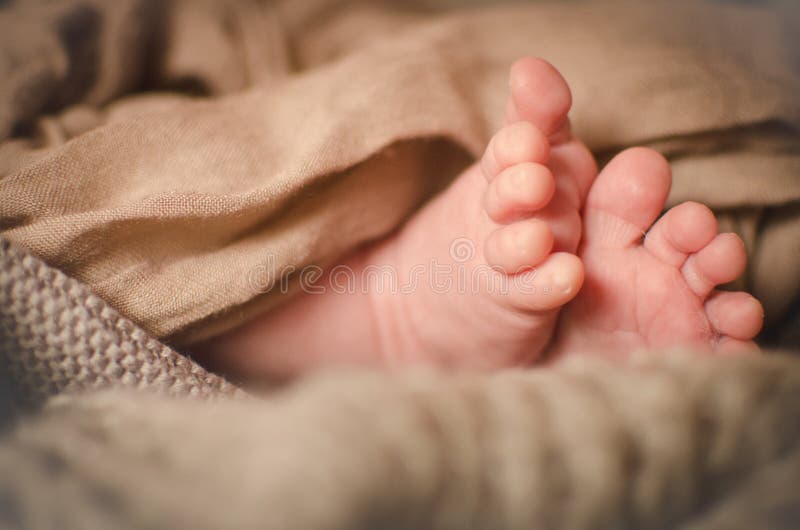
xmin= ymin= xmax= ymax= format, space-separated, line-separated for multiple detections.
xmin=748 ymin=298 xmax=765 ymax=320
xmin=513 ymin=167 xmax=530 ymax=187
xmin=512 ymin=228 xmax=529 ymax=252
xmin=503 ymin=123 xmax=534 ymax=153
xmin=505 ymin=129 xmax=523 ymax=151
xmin=553 ymin=274 xmax=573 ymax=295
xmin=512 ymin=230 xmax=528 ymax=253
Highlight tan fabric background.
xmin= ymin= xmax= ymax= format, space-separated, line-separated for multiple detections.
xmin=1 ymin=0 xmax=799 ymax=346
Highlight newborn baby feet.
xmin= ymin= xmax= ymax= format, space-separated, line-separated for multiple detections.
xmin=550 ymin=147 xmax=764 ymax=359
xmin=197 ymin=58 xmax=596 ymax=379
xmin=364 ymin=58 xmax=596 ymax=369
xmin=197 ymin=59 xmax=763 ymax=382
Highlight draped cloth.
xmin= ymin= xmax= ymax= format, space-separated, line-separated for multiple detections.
xmin=1 ymin=1 xmax=800 ymax=528
xmin=1 ymin=0 xmax=798 ymax=346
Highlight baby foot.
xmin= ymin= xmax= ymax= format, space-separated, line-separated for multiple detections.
xmin=550 ymin=148 xmax=764 ymax=360
xmin=196 ymin=58 xmax=596 ymax=379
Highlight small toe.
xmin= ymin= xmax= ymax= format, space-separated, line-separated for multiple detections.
xmin=506 ymin=57 xmax=572 ymax=139
xmin=506 ymin=251 xmax=584 ymax=312
xmin=706 ymin=291 xmax=764 ymax=340
xmin=582 ymin=147 xmax=672 ymax=248
xmin=481 ymin=121 xmax=550 ymax=180
xmin=681 ymin=233 xmax=747 ymax=298
xmin=644 ymin=201 xmax=718 ymax=267
xmin=484 ymin=218 xmax=553 ymax=273
xmin=549 ymin=140 xmax=598 ymax=208
xmin=484 ymin=162 xmax=555 ymax=223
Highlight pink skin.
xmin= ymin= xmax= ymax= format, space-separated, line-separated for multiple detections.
xmin=195 ymin=58 xmax=595 ymax=381
xmin=195 ymin=58 xmax=764 ymax=382
xmin=549 ymin=147 xmax=764 ymax=359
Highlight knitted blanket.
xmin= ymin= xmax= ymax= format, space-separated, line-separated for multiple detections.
xmin=2 ymin=0 xmax=800 ymax=528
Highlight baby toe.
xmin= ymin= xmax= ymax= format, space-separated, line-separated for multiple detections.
xmin=681 ymin=233 xmax=747 ymax=298
xmin=481 ymin=121 xmax=549 ymax=180
xmin=644 ymin=201 xmax=718 ymax=267
xmin=506 ymin=252 xmax=584 ymax=312
xmin=549 ymin=140 xmax=598 ymax=208
xmin=706 ymin=290 xmax=764 ymax=340
xmin=484 ymin=162 xmax=555 ymax=223
xmin=506 ymin=57 xmax=572 ymax=138
xmin=484 ymin=218 xmax=553 ymax=273
xmin=582 ymin=147 xmax=671 ymax=248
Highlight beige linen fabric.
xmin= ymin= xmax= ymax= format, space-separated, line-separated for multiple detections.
xmin=1 ymin=0 xmax=798 ymax=346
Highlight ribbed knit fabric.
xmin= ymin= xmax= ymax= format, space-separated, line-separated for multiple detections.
xmin=0 ymin=239 xmax=243 ymax=407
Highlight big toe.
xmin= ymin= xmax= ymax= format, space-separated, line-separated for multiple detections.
xmin=583 ymin=147 xmax=672 ymax=248
xmin=506 ymin=57 xmax=572 ymax=140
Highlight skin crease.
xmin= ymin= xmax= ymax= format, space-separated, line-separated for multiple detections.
xmin=194 ymin=58 xmax=763 ymax=383
xmin=548 ymin=148 xmax=763 ymax=361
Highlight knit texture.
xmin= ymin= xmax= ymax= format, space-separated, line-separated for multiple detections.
xmin=2 ymin=350 xmax=800 ymax=529
xmin=0 ymin=239 xmax=243 ymax=408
